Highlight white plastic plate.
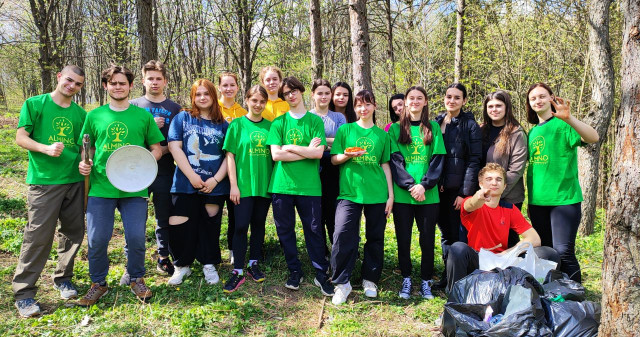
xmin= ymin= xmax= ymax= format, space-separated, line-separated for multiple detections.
xmin=106 ymin=145 xmax=158 ymax=192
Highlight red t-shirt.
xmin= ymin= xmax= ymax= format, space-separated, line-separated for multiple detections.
xmin=460 ymin=197 xmax=532 ymax=253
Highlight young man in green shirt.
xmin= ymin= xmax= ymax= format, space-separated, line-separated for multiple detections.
xmin=12 ymin=65 xmax=86 ymax=317
xmin=77 ymin=65 xmax=164 ymax=306
xmin=266 ymin=77 xmax=333 ymax=296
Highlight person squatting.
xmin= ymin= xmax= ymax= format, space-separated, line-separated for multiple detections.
xmin=12 ymin=61 xmax=599 ymax=317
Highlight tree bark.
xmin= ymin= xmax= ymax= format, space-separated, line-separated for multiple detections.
xmin=309 ymin=0 xmax=324 ymax=79
xmin=137 ymin=0 xmax=157 ymax=64
xmin=599 ymin=0 xmax=640 ymax=334
xmin=348 ymin=0 xmax=372 ymax=93
xmin=384 ymin=0 xmax=396 ymax=93
xmin=577 ymin=0 xmax=615 ymax=235
xmin=454 ymin=0 xmax=465 ymax=82
xmin=29 ymin=0 xmax=56 ymax=92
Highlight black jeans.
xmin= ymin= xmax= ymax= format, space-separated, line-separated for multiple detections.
xmin=393 ymin=203 xmax=439 ymax=280
xmin=319 ymin=152 xmax=339 ymax=251
xmin=446 ymin=242 xmax=561 ymax=293
xmin=437 ymin=188 xmax=464 ymax=268
xmin=272 ymin=194 xmax=328 ymax=276
xmin=231 ymin=197 xmax=270 ymax=270
xmin=331 ymin=200 xmax=387 ymax=284
xmin=148 ymin=175 xmax=173 ymax=258
xmin=224 ymin=197 xmax=236 ymax=251
xmin=528 ymin=203 xmax=582 ymax=282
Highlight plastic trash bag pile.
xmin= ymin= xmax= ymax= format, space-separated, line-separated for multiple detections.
xmin=441 ymin=267 xmax=600 ymax=337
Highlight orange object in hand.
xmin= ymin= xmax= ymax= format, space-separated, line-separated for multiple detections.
xmin=345 ymin=146 xmax=365 ymax=153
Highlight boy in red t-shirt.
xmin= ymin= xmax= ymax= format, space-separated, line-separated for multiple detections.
xmin=445 ymin=163 xmax=559 ymax=293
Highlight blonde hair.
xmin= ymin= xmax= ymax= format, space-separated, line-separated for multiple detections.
xmin=218 ymin=72 xmax=238 ymax=85
xmin=259 ymin=66 xmax=283 ymax=85
xmin=478 ymin=163 xmax=507 ymax=181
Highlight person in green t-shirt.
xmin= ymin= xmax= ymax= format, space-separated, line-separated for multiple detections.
xmin=265 ymin=76 xmax=333 ymax=296
xmin=525 ymin=82 xmax=599 ymax=283
xmin=12 ymin=65 xmax=86 ymax=318
xmin=388 ymin=86 xmax=446 ymax=301
xmin=330 ymin=90 xmax=394 ymax=305
xmin=77 ymin=65 xmax=164 ymax=307
xmin=222 ymin=85 xmax=272 ymax=293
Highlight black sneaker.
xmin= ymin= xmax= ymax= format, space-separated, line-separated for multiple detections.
xmin=247 ymin=262 xmax=265 ymax=282
xmin=157 ymin=257 xmax=175 ymax=276
xmin=285 ymin=270 xmax=303 ymax=290
xmin=432 ymin=278 xmax=447 ymax=290
xmin=313 ymin=274 xmax=335 ymax=296
xmin=223 ymin=271 xmax=246 ymax=293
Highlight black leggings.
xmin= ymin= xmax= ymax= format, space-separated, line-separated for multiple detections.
xmin=231 ymin=196 xmax=270 ymax=270
xmin=319 ymin=152 xmax=339 ymax=250
xmin=528 ymin=203 xmax=582 ymax=282
xmin=393 ymin=203 xmax=439 ymax=280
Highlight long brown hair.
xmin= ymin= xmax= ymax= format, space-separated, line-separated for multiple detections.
xmin=398 ymin=86 xmax=433 ymax=145
xmin=189 ymin=79 xmax=223 ymax=123
xmin=526 ymin=82 xmax=556 ymax=125
xmin=482 ymin=90 xmax=522 ymax=156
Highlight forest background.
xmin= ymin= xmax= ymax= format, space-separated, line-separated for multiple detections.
xmin=0 ymin=0 xmax=638 ymax=335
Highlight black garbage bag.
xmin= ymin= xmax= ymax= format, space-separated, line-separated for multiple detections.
xmin=542 ymin=270 xmax=586 ymax=302
xmin=443 ymin=285 xmax=553 ymax=337
xmin=448 ymin=267 xmax=545 ymax=305
xmin=541 ymin=299 xmax=601 ymax=337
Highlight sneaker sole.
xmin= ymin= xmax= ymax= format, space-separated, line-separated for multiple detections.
xmin=77 ymin=289 xmax=109 ymax=307
xmin=398 ymin=293 xmax=411 ymax=300
xmin=168 ymin=270 xmax=192 ymax=286
xmin=363 ymin=291 xmax=377 ymax=298
xmin=60 ymin=292 xmax=78 ymax=300
xmin=314 ymin=278 xmax=334 ymax=297
xmin=284 ymin=277 xmax=303 ymax=290
xmin=131 ymin=289 xmax=152 ymax=302
xmin=15 ymin=304 xmax=40 ymax=318
xmin=223 ymin=277 xmax=246 ymax=294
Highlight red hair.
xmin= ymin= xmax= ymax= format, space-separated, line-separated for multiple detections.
xmin=189 ymin=79 xmax=223 ymax=123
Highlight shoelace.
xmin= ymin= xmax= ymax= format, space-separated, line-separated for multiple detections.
xmin=84 ymin=284 xmax=102 ymax=298
xmin=401 ymin=279 xmax=411 ymax=293
xmin=19 ymin=298 xmax=37 ymax=308
xmin=133 ymin=280 xmax=149 ymax=293
xmin=421 ymin=281 xmax=433 ymax=295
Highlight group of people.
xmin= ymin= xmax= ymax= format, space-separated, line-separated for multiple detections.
xmin=12 ymin=59 xmax=598 ymax=317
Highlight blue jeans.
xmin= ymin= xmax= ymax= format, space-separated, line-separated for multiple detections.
xmin=87 ymin=197 xmax=148 ymax=283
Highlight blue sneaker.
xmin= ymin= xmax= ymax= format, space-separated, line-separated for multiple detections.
xmin=15 ymin=298 xmax=40 ymax=318
xmin=54 ymin=280 xmax=78 ymax=299
xmin=420 ymin=280 xmax=434 ymax=300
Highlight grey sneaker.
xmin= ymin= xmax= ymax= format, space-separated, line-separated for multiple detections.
xmin=54 ymin=280 xmax=78 ymax=299
xmin=15 ymin=298 xmax=40 ymax=318
xmin=119 ymin=271 xmax=130 ymax=286
xmin=420 ymin=279 xmax=434 ymax=300
xmin=399 ymin=277 xmax=412 ymax=299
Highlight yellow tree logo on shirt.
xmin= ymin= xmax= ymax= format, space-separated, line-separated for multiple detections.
xmin=251 ymin=131 xmax=267 ymax=147
xmin=410 ymin=136 xmax=425 ymax=154
xmin=286 ymin=129 xmax=303 ymax=145
xmin=530 ymin=136 xmax=548 ymax=164
xmin=108 ymin=121 xmax=129 ymax=142
xmin=356 ymin=137 xmax=374 ymax=153
xmin=52 ymin=117 xmax=73 ymax=136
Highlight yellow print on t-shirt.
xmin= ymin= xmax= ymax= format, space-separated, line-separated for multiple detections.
xmin=286 ymin=129 xmax=303 ymax=145
xmin=352 ymin=137 xmax=378 ymax=164
xmin=103 ymin=121 xmax=131 ymax=151
xmin=530 ymin=135 xmax=548 ymax=164
xmin=406 ymin=136 xmax=430 ymax=163
xmin=49 ymin=117 xmax=75 ymax=145
xmin=249 ymin=131 xmax=270 ymax=156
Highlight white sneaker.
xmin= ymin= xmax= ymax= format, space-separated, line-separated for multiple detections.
xmin=399 ymin=277 xmax=412 ymax=299
xmin=168 ymin=266 xmax=191 ymax=285
xmin=362 ymin=279 xmax=378 ymax=298
xmin=229 ymin=251 xmax=234 ymax=265
xmin=203 ymin=264 xmax=220 ymax=284
xmin=332 ymin=282 xmax=352 ymax=305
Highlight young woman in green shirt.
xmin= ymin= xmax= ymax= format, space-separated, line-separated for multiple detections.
xmin=330 ymin=90 xmax=394 ymax=305
xmin=525 ymin=82 xmax=599 ymax=282
xmin=388 ymin=86 xmax=446 ymax=300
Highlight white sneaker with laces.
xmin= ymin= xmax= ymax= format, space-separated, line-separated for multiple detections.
xmin=168 ymin=266 xmax=191 ymax=286
xmin=362 ymin=279 xmax=378 ymax=298
xmin=203 ymin=264 xmax=220 ymax=284
xmin=399 ymin=277 xmax=412 ymax=299
xmin=332 ymin=282 xmax=352 ymax=305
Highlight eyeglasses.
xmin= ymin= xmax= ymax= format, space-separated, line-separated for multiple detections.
xmin=282 ymin=89 xmax=299 ymax=97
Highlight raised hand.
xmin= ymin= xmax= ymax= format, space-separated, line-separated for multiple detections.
xmin=550 ymin=97 xmax=572 ymax=121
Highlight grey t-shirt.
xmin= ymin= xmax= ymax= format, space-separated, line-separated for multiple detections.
xmin=311 ymin=109 xmax=347 ymax=139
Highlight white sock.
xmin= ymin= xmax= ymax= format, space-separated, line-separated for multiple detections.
xmin=234 ymin=269 xmax=243 ymax=275
xmin=248 ymin=260 xmax=258 ymax=267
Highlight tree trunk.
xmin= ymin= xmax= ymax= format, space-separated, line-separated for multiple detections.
xmin=577 ymin=0 xmax=615 ymax=235
xmin=237 ymin=0 xmax=252 ymax=96
xmin=137 ymin=0 xmax=158 ymax=64
xmin=29 ymin=0 xmax=55 ymax=92
xmin=348 ymin=0 xmax=372 ymax=93
xmin=309 ymin=0 xmax=324 ymax=79
xmin=599 ymin=0 xmax=640 ymax=334
xmin=454 ymin=0 xmax=465 ymax=82
xmin=384 ymin=0 xmax=396 ymax=93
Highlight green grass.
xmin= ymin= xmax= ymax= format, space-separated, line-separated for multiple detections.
xmin=0 ymin=111 xmax=604 ymax=336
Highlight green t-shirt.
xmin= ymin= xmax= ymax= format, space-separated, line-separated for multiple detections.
xmin=17 ymin=93 xmax=86 ymax=185
xmin=79 ymin=104 xmax=165 ymax=198
xmin=388 ymin=121 xmax=447 ymax=204
xmin=330 ymin=123 xmax=390 ymax=204
xmin=527 ymin=117 xmax=584 ymax=205
xmin=266 ymin=112 xmax=327 ymax=196
xmin=222 ymin=116 xmax=273 ymax=198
